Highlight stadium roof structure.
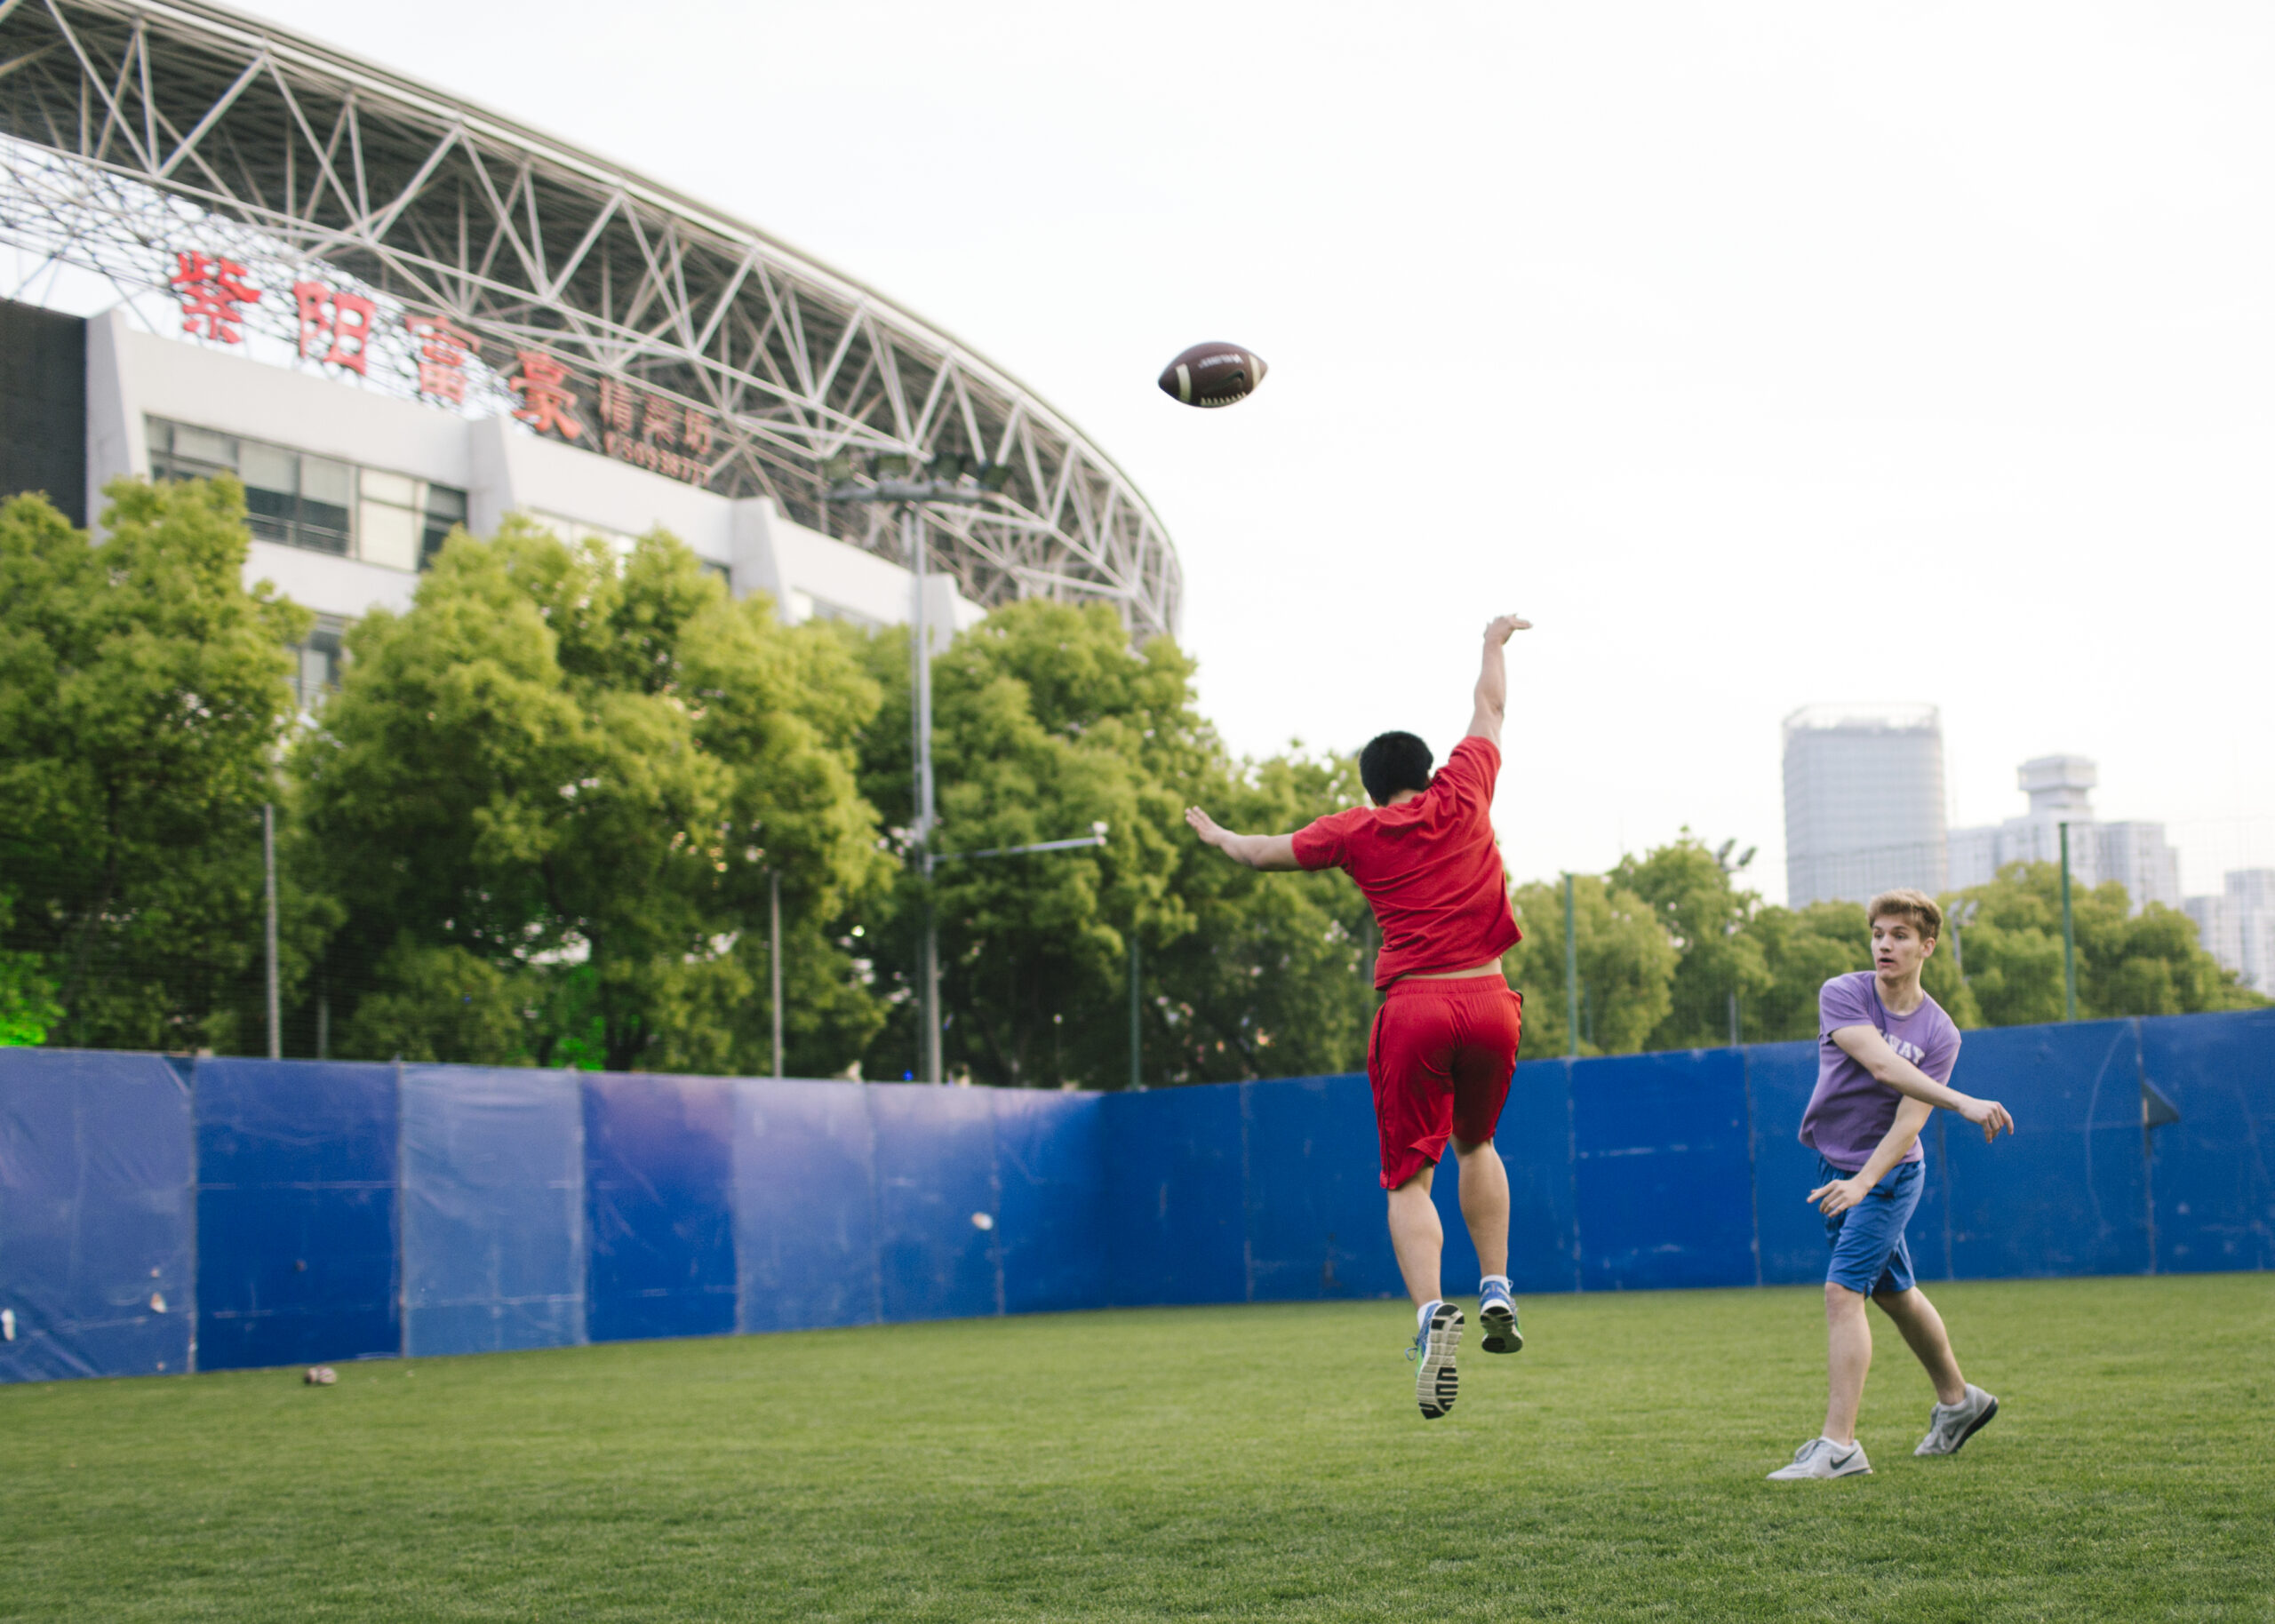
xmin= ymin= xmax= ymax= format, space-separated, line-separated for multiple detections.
xmin=0 ymin=0 xmax=1181 ymax=636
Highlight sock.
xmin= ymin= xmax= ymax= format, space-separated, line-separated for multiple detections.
xmin=1480 ymin=1274 xmax=1511 ymax=1295
xmin=1416 ymin=1300 xmax=1440 ymax=1333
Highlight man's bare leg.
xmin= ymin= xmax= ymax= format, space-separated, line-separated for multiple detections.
xmin=1873 ymin=1286 xmax=1967 ymax=1405
xmin=1823 ymin=1284 xmax=1872 ymax=1445
xmin=1385 ymin=1165 xmax=1442 ymax=1306
xmin=1451 ymin=1136 xmax=1508 ymax=1278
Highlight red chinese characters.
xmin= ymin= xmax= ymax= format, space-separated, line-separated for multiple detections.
xmin=594 ymin=378 xmax=714 ymax=483
xmin=507 ymin=350 xmax=584 ymax=440
xmin=170 ymin=251 xmax=259 ymax=344
xmin=406 ymin=314 xmax=477 ymax=404
xmin=291 ymin=281 xmax=376 ymax=375
xmin=597 ymin=377 xmax=638 ymax=436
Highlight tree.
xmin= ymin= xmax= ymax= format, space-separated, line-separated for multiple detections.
xmin=296 ymin=518 xmax=889 ymax=1071
xmin=1151 ymin=749 xmax=1376 ymax=1082
xmin=0 ymin=893 xmax=63 ymax=1047
xmin=1945 ymin=863 xmax=2262 ymax=1024
xmin=1504 ymin=874 xmax=1679 ymax=1056
xmin=0 ymin=482 xmax=315 ymax=1052
xmin=850 ymin=601 xmax=1376 ymax=1087
xmin=1611 ymin=834 xmax=1772 ymax=1049
xmin=1731 ymin=899 xmax=1982 ymax=1041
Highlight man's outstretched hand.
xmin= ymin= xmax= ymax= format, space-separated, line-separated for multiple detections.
xmin=1959 ymin=1095 xmax=2016 ymax=1143
xmin=1185 ymin=808 xmax=1301 ymax=872
xmin=1485 ymin=614 xmax=1533 ymax=643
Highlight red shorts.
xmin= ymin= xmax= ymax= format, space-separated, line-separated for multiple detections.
xmin=1368 ymin=975 xmax=1524 ymax=1190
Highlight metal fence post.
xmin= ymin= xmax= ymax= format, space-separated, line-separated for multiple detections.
xmin=1129 ymin=931 xmax=1141 ymax=1091
xmin=263 ymin=802 xmax=280 ymax=1060
xmin=1563 ymin=872 xmax=1579 ymax=1058
xmin=769 ymin=869 xmax=783 ymax=1079
xmin=2060 ymin=821 xmax=2078 ymax=1021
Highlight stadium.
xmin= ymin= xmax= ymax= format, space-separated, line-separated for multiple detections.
xmin=2 ymin=5 xmax=2271 ymax=1620
xmin=0 ymin=0 xmax=1181 ymax=692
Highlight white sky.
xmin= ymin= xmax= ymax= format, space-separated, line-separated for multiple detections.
xmin=238 ymin=2 xmax=2275 ymax=901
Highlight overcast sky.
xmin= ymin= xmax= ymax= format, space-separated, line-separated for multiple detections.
xmin=240 ymin=1 xmax=2274 ymax=901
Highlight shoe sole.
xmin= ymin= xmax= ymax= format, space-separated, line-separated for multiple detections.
xmin=1920 ymin=1394 xmax=1999 ymax=1457
xmin=1415 ymin=1305 xmax=1462 ymax=1420
xmin=1479 ymin=1301 xmax=1522 ymax=1354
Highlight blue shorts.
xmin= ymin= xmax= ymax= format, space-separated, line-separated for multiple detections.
xmin=1820 ymin=1156 xmax=1922 ymax=1295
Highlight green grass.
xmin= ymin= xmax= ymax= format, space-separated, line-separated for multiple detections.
xmin=4 ymin=1276 xmax=2271 ymax=1621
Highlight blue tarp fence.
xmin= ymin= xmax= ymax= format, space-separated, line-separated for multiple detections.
xmin=3 ymin=1008 xmax=2270 ymax=1381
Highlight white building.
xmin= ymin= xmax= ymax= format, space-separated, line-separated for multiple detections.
xmin=1946 ymin=755 xmax=2182 ymax=912
xmin=80 ymin=308 xmax=985 ymax=707
xmin=0 ymin=0 xmax=1182 ymax=716
xmin=2187 ymin=872 xmax=2275 ymax=994
xmin=1781 ymin=705 xmax=1949 ymax=907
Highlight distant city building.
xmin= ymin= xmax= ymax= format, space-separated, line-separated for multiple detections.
xmin=1945 ymin=755 xmax=2182 ymax=913
xmin=1782 ymin=705 xmax=1949 ymax=907
xmin=2186 ymin=872 xmax=2275 ymax=995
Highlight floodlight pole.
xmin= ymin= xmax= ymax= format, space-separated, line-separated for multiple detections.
xmin=907 ymin=505 xmax=945 ymax=1085
xmin=827 ymin=473 xmax=992 ymax=1087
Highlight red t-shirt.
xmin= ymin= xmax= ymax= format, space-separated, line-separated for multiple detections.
xmin=1290 ymin=736 xmax=1520 ymax=989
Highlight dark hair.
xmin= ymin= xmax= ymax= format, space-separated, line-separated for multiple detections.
xmin=1359 ymin=731 xmax=1434 ymax=806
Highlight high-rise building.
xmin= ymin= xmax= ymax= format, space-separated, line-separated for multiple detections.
xmin=1782 ymin=705 xmax=1949 ymax=907
xmin=1946 ymin=756 xmax=2182 ymax=912
xmin=2187 ymin=872 xmax=2275 ymax=995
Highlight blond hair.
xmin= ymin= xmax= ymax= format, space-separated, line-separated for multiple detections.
xmin=1868 ymin=888 xmax=1942 ymax=941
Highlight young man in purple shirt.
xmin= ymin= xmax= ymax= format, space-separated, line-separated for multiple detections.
xmin=1768 ymin=888 xmax=2017 ymax=1481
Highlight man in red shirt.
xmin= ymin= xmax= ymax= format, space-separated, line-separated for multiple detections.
xmin=1185 ymin=615 xmax=1530 ymax=1419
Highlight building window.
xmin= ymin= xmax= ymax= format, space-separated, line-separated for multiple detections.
xmin=145 ymin=418 xmax=467 ymax=573
xmin=289 ymin=614 xmax=348 ymax=711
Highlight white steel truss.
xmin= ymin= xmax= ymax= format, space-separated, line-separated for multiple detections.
xmin=0 ymin=0 xmax=1181 ymax=636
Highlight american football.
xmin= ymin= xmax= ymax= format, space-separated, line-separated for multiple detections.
xmin=1157 ymin=342 xmax=1267 ymax=407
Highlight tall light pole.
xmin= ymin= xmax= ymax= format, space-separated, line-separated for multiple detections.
xmin=826 ymin=454 xmax=1003 ymax=1083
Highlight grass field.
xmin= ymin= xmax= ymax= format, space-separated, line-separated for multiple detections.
xmin=4 ymin=1275 xmax=2271 ymax=1621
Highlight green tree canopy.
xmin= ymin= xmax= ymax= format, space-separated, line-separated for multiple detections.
xmin=1504 ymin=874 xmax=1678 ymax=1056
xmin=0 ymin=481 xmax=312 ymax=1052
xmin=1946 ymin=863 xmax=2261 ymax=1023
xmin=1610 ymin=834 xmax=1771 ymax=1049
xmin=295 ymin=517 xmax=889 ymax=1071
xmin=850 ymin=601 xmax=1374 ymax=1087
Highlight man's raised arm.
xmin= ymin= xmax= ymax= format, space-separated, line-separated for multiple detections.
xmin=1185 ymin=807 xmax=1303 ymax=872
xmin=1466 ymin=614 xmax=1532 ymax=747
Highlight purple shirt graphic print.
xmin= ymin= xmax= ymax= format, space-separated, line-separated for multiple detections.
xmin=1799 ymin=971 xmax=1962 ymax=1173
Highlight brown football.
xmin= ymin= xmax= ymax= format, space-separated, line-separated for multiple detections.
xmin=1157 ymin=342 xmax=1266 ymax=408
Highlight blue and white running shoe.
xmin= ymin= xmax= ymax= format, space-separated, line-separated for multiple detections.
xmin=1406 ymin=1301 xmax=1463 ymax=1420
xmin=1479 ymin=1280 xmax=1523 ymax=1354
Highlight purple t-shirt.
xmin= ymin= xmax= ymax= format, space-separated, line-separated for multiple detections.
xmin=1800 ymin=972 xmax=1961 ymax=1173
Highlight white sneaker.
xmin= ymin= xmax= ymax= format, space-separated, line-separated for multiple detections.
xmin=1405 ymin=1302 xmax=1462 ymax=1420
xmin=1915 ymin=1384 xmax=1999 ymax=1456
xmin=1766 ymin=1437 xmax=1872 ymax=1480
